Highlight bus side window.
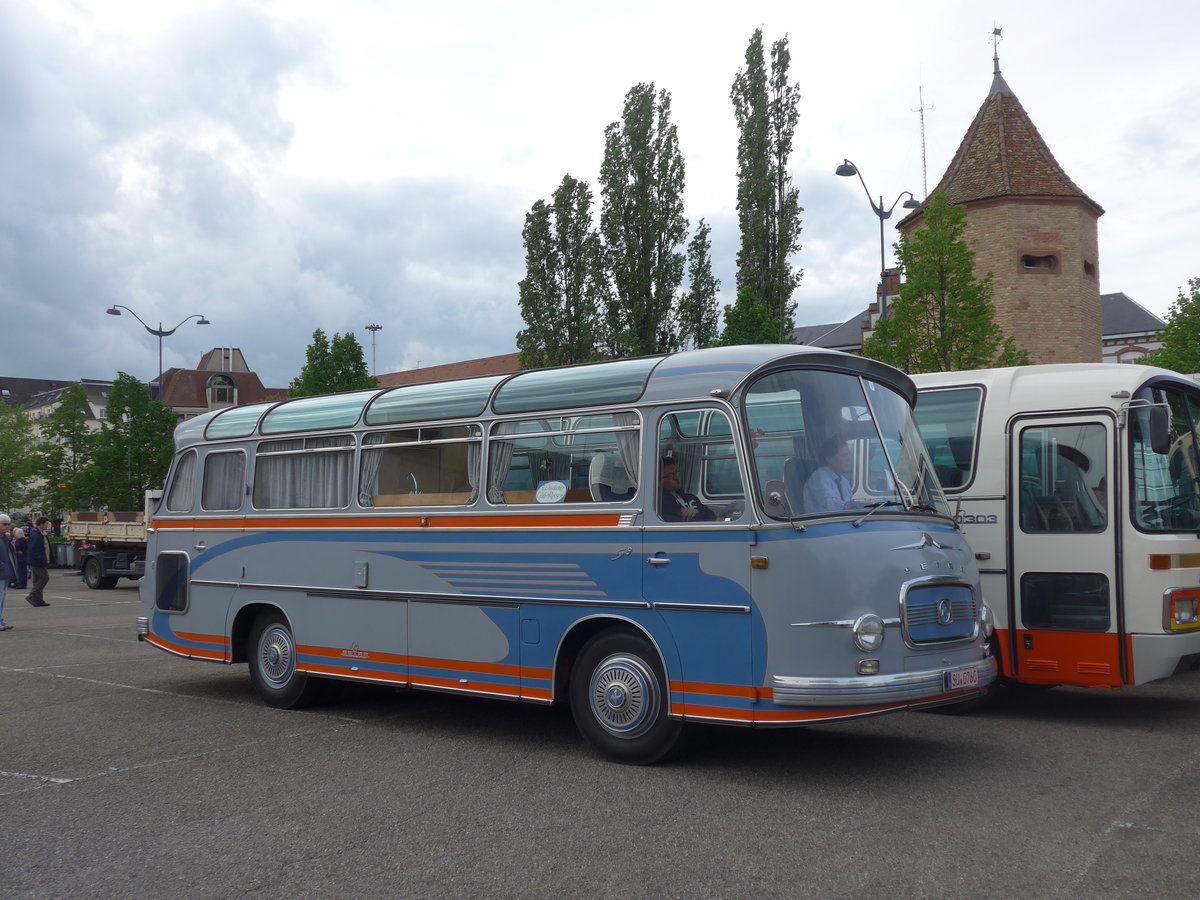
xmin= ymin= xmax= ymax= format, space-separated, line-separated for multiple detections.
xmin=201 ymin=450 xmax=246 ymax=511
xmin=658 ymin=410 xmax=745 ymax=522
xmin=361 ymin=426 xmax=479 ymax=507
xmin=165 ymin=450 xmax=197 ymax=513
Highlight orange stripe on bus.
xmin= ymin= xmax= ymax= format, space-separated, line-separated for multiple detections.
xmin=675 ymin=702 xmax=903 ymax=724
xmin=671 ymin=681 xmax=763 ymax=700
xmin=174 ymin=630 xmax=231 ymax=648
xmin=1149 ymin=553 xmax=1200 ymax=570
xmin=146 ymin=632 xmax=228 ymax=662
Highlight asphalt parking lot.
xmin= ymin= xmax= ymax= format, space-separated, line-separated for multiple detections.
xmin=3 ymin=571 xmax=1200 ymax=899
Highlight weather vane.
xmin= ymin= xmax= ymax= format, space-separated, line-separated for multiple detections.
xmin=992 ymin=26 xmax=1003 ymax=74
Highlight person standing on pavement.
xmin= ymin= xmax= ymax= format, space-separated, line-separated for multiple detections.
xmin=11 ymin=526 xmax=28 ymax=588
xmin=0 ymin=514 xmax=18 ymax=630
xmin=25 ymin=516 xmax=52 ymax=608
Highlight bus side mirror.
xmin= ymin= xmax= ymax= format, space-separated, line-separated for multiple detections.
xmin=1149 ymin=406 xmax=1170 ymax=455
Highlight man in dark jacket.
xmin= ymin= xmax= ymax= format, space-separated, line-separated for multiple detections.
xmin=25 ymin=516 xmax=51 ymax=608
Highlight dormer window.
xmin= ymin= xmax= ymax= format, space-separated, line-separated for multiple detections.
xmin=206 ymin=374 xmax=237 ymax=408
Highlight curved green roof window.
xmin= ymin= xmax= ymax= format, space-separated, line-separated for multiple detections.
xmin=204 ymin=402 xmax=275 ymax=439
xmin=259 ymin=390 xmax=377 ymax=435
xmin=494 ymin=357 xmax=661 ymax=414
xmin=365 ymin=375 xmax=506 ymax=426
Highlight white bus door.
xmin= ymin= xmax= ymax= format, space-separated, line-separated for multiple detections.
xmin=1008 ymin=416 xmax=1124 ymax=687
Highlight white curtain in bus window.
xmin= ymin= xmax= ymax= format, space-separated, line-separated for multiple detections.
xmin=359 ymin=426 xmax=479 ymax=506
xmin=253 ymin=435 xmax=353 ymax=509
xmin=201 ymin=451 xmax=246 ymax=511
xmin=1130 ymin=386 xmax=1200 ymax=531
xmin=165 ymin=449 xmax=197 ymax=512
xmin=1018 ymin=425 xmax=1107 ymax=533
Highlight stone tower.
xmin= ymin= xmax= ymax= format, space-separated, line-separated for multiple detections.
xmin=898 ymin=56 xmax=1104 ymax=363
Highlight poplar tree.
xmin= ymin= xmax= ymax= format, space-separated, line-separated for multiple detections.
xmin=289 ymin=330 xmax=378 ymax=397
xmin=1141 ymin=277 xmax=1200 ymax=373
xmin=516 ymin=175 xmax=604 ymax=369
xmin=599 ymin=83 xmax=687 ymax=357
xmin=678 ymin=219 xmax=720 ymax=349
xmin=864 ymin=190 xmax=1029 ymax=373
xmin=726 ymin=29 xmax=803 ymax=344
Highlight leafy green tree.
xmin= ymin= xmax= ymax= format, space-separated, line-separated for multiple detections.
xmin=516 ymin=175 xmax=605 ymax=369
xmin=1141 ymin=277 xmax=1200 ymax=373
xmin=864 ymin=190 xmax=1029 ymax=373
xmin=678 ymin=219 xmax=721 ymax=349
xmin=599 ymin=83 xmax=687 ymax=357
xmin=289 ymin=329 xmax=379 ymax=397
xmin=0 ymin=403 xmax=37 ymax=511
xmin=726 ymin=29 xmax=804 ymax=344
xmin=78 ymin=373 xmax=178 ymax=510
xmin=36 ymin=382 xmax=96 ymax=512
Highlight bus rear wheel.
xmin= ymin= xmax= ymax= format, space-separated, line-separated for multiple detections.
xmin=569 ymin=629 xmax=684 ymax=765
xmin=247 ymin=611 xmax=323 ymax=709
xmin=83 ymin=557 xmax=117 ymax=590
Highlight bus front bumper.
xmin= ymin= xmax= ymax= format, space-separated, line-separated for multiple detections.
xmin=771 ymin=657 xmax=997 ymax=707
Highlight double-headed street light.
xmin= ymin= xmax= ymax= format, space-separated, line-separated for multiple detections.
xmin=105 ymin=305 xmax=211 ymax=387
xmin=835 ymin=159 xmax=921 ymax=319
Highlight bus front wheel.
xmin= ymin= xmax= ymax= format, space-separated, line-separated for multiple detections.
xmin=248 ymin=611 xmax=323 ymax=709
xmin=569 ymin=629 xmax=684 ymax=765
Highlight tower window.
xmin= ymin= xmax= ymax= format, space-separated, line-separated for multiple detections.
xmin=1083 ymin=260 xmax=1097 ymax=281
xmin=1021 ymin=254 xmax=1059 ymax=274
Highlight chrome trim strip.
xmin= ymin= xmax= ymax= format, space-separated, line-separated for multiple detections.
xmin=652 ymin=602 xmax=751 ymax=613
xmin=771 ymin=657 xmax=997 ymax=706
xmin=790 ymin=617 xmax=901 ymax=628
xmin=193 ymin=579 xmax=651 ymax=610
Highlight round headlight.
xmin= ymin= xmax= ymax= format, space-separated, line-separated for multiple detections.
xmin=980 ymin=603 xmax=995 ymax=638
xmin=853 ymin=614 xmax=885 ymax=653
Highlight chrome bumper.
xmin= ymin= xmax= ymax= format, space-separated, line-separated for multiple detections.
xmin=136 ymin=616 xmax=149 ymax=639
xmin=772 ymin=656 xmax=997 ymax=707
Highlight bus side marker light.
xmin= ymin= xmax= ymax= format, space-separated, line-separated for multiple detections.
xmin=857 ymin=659 xmax=881 ymax=675
xmin=750 ymin=556 xmax=769 ymax=569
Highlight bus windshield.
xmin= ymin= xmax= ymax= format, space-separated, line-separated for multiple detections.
xmin=745 ymin=369 xmax=949 ymax=519
xmin=1131 ymin=383 xmax=1200 ymax=532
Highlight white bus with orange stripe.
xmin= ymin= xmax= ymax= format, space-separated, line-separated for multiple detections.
xmin=138 ymin=345 xmax=995 ymax=763
xmin=912 ymin=364 xmax=1200 ymax=693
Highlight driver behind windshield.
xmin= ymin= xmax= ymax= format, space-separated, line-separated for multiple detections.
xmin=803 ymin=437 xmax=862 ymax=513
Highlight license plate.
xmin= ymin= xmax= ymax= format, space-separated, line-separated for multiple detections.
xmin=945 ymin=668 xmax=979 ymax=691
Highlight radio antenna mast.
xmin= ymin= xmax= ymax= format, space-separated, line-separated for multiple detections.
xmin=911 ymin=77 xmax=933 ymax=199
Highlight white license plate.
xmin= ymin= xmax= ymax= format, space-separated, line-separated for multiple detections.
xmin=945 ymin=668 xmax=979 ymax=691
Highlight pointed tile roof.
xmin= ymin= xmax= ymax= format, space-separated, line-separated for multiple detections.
xmin=902 ymin=62 xmax=1103 ymax=223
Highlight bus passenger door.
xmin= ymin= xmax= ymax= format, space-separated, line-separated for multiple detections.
xmin=1008 ymin=416 xmax=1124 ymax=687
xmin=646 ymin=408 xmax=755 ymax=720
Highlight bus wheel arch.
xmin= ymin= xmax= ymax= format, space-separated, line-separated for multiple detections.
xmin=246 ymin=608 xmax=323 ymax=709
xmin=566 ymin=624 xmax=684 ymax=765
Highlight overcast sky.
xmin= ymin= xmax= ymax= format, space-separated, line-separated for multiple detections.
xmin=3 ymin=0 xmax=1197 ymax=389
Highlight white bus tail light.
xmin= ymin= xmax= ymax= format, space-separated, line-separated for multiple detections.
xmin=1164 ymin=589 xmax=1200 ymax=631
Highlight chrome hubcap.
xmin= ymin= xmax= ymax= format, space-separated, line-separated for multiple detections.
xmin=589 ymin=653 xmax=659 ymax=738
xmin=258 ymin=626 xmax=294 ymax=686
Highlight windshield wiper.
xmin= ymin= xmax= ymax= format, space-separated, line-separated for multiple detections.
xmin=852 ymin=500 xmax=903 ymax=527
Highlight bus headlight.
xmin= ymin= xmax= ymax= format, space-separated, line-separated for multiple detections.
xmin=980 ymin=603 xmax=995 ymax=638
xmin=853 ymin=614 xmax=886 ymax=653
xmin=1164 ymin=589 xmax=1200 ymax=631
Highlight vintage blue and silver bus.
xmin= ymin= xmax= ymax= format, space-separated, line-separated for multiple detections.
xmin=138 ymin=345 xmax=995 ymax=763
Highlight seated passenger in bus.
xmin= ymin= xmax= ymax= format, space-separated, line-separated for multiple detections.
xmin=802 ymin=437 xmax=861 ymax=513
xmin=659 ymin=458 xmax=715 ymax=522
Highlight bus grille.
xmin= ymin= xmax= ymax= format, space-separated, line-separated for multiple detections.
xmin=902 ymin=582 xmax=978 ymax=646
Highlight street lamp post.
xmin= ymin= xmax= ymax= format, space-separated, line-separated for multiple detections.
xmin=365 ymin=323 xmax=383 ymax=376
xmin=835 ymin=159 xmax=921 ymax=320
xmin=105 ymin=305 xmax=211 ymax=388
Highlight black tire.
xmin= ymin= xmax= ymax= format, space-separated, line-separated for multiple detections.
xmin=83 ymin=557 xmax=118 ymax=590
xmin=247 ymin=611 xmax=323 ymax=709
xmin=569 ymin=629 xmax=684 ymax=765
